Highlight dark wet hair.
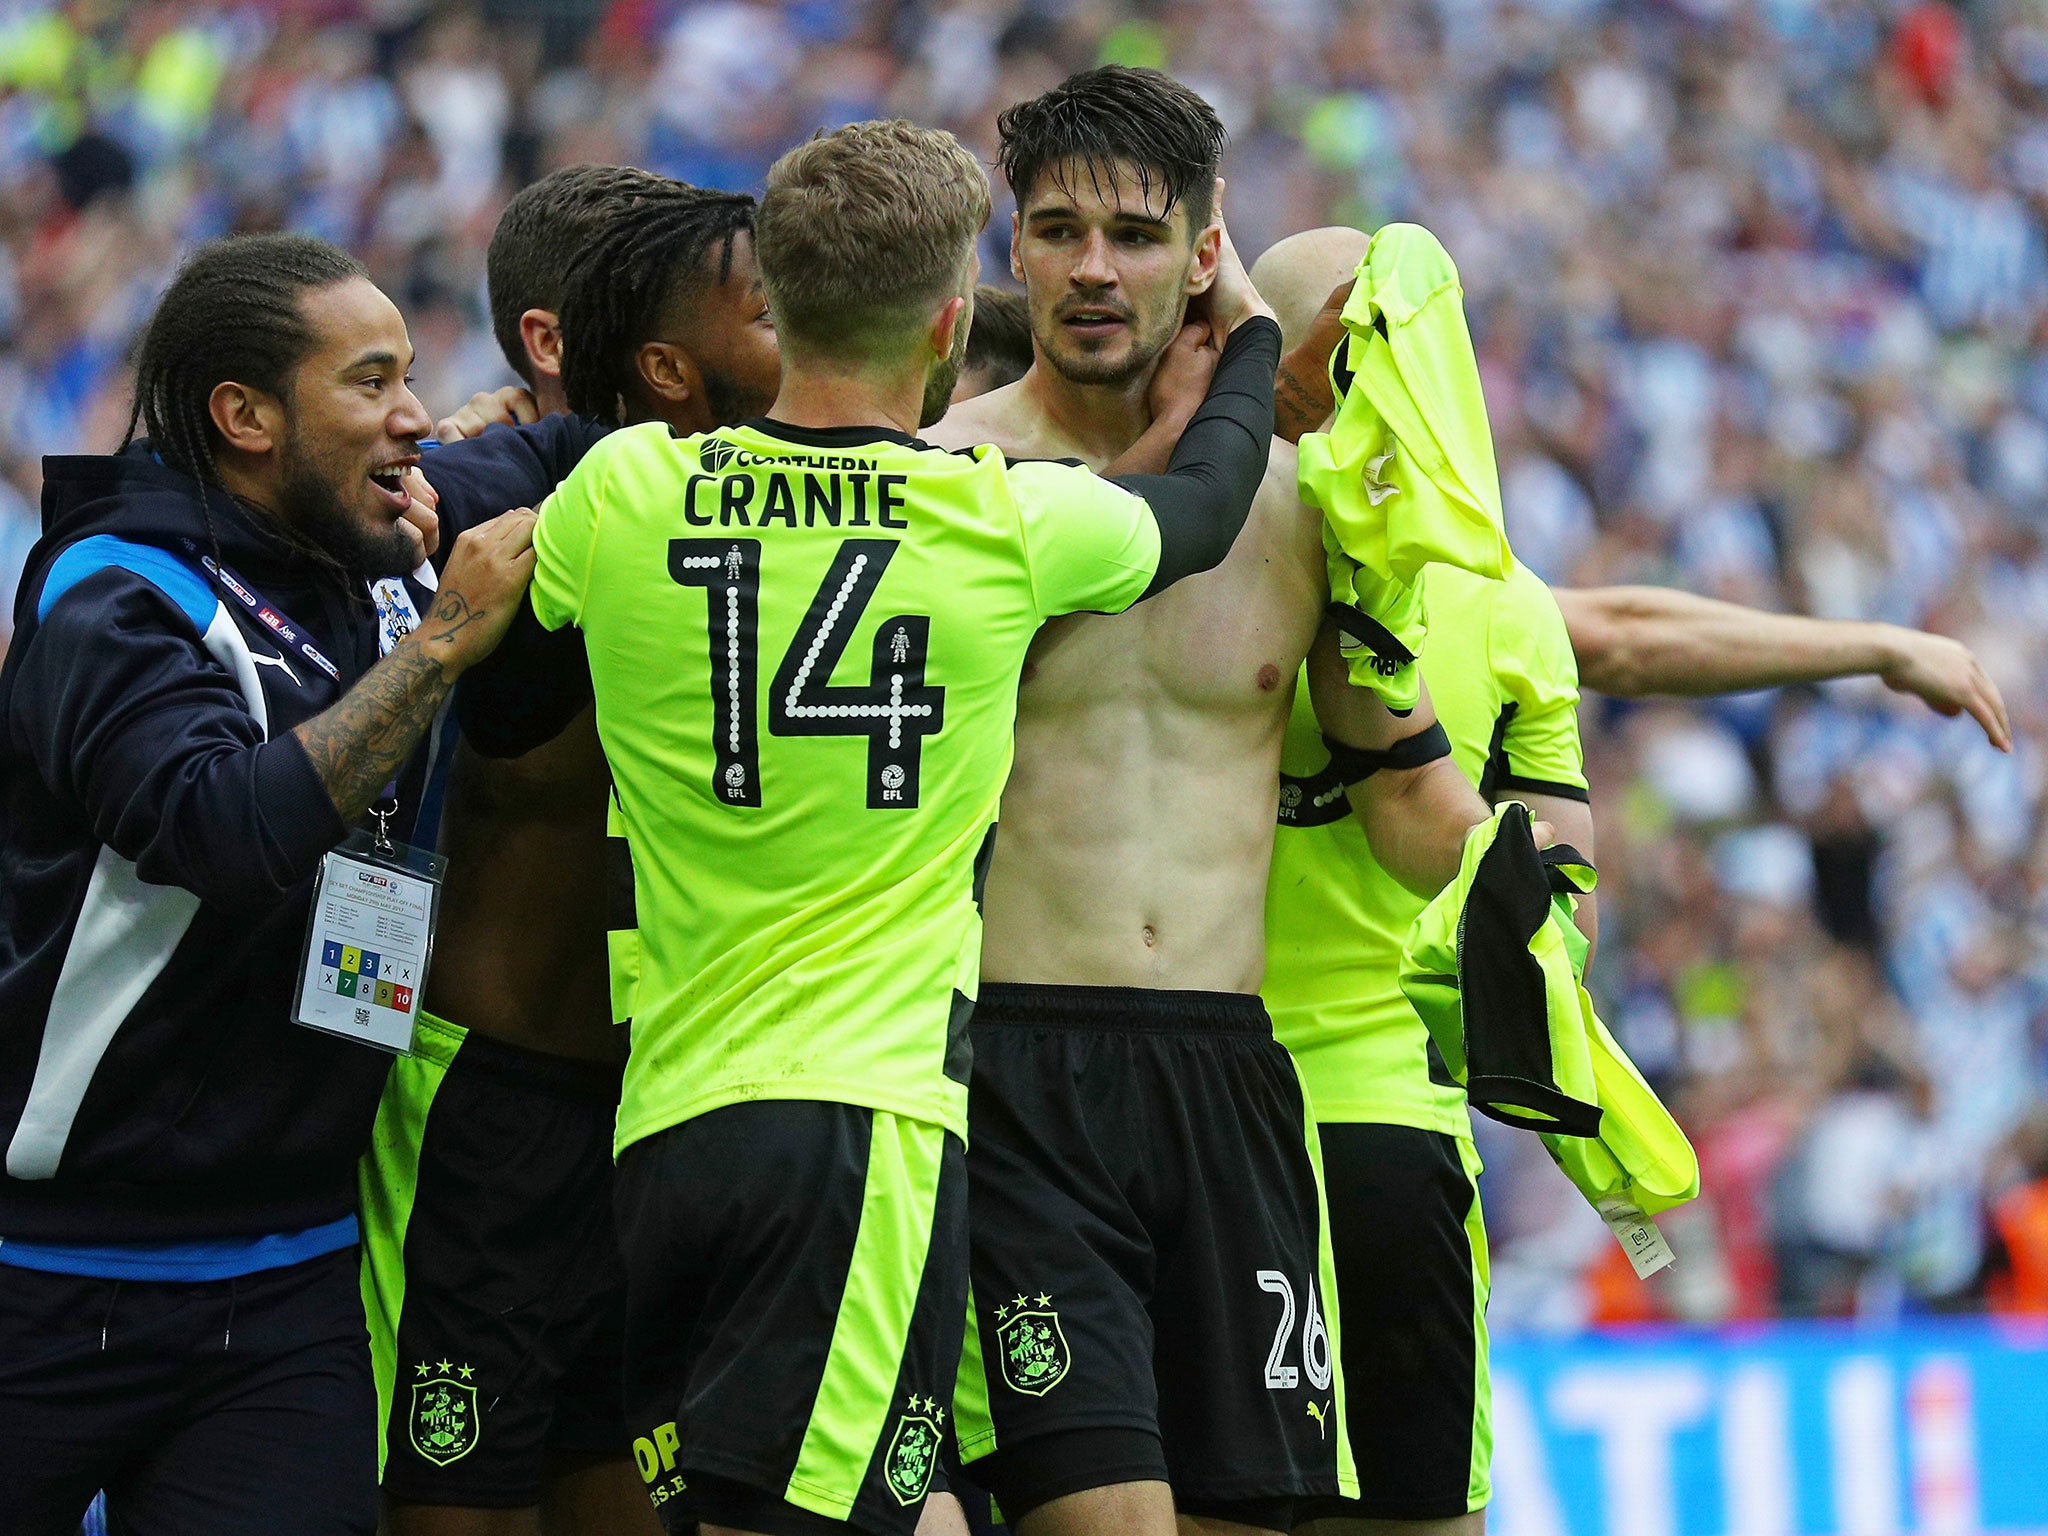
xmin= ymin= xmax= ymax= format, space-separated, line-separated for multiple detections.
xmin=996 ymin=66 xmax=1226 ymax=237
xmin=123 ymin=233 xmax=366 ymax=489
xmin=965 ymin=285 xmax=1033 ymax=387
xmin=558 ymin=183 xmax=758 ymax=424
xmin=486 ymin=163 xmax=675 ymax=383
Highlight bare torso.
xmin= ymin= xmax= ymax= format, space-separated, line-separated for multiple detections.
xmin=423 ymin=704 xmax=619 ymax=1062
xmin=928 ymin=381 xmax=1324 ymax=994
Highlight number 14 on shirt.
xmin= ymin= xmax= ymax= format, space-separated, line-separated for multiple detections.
xmin=669 ymin=537 xmax=947 ymax=810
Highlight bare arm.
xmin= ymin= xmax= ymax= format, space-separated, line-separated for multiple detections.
xmin=1307 ymin=621 xmax=1491 ymax=897
xmin=1347 ymin=755 xmax=1492 ymax=898
xmin=292 ymin=509 xmax=537 ymax=821
xmin=1557 ymin=585 xmax=2012 ymax=751
xmin=1519 ymin=790 xmax=1597 ymax=964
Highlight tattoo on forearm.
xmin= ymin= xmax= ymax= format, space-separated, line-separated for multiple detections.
xmin=1274 ymin=360 xmax=1334 ymax=443
xmin=428 ymin=589 xmax=480 ymax=640
xmin=291 ymin=633 xmax=464 ymax=821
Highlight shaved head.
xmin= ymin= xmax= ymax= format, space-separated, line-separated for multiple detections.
xmin=1250 ymin=226 xmax=1372 ymax=351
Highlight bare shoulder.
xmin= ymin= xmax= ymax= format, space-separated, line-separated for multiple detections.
xmin=1261 ymin=435 xmax=1301 ymax=499
xmin=923 ymin=380 xmax=1034 ymax=456
xmin=1255 ymin=436 xmax=1321 ymax=551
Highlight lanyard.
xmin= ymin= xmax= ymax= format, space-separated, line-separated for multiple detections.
xmin=188 ymin=544 xmax=408 ymax=847
xmin=193 ymin=552 xmax=341 ymax=682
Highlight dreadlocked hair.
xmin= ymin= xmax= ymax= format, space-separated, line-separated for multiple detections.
xmin=558 ymin=183 xmax=757 ymax=425
xmin=124 ymin=233 xmax=367 ymax=491
xmin=997 ymin=66 xmax=1226 ymax=237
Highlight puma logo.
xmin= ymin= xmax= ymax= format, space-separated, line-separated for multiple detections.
xmin=249 ymin=649 xmax=302 ymax=687
xmin=1306 ymin=1400 xmax=1329 ymax=1438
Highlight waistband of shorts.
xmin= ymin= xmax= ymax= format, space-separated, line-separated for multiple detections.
xmin=972 ymin=983 xmax=1272 ymax=1037
xmin=416 ymin=1010 xmax=624 ymax=1101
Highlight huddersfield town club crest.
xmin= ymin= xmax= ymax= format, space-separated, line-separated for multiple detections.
xmin=409 ymin=1363 xmax=479 ymax=1465
xmin=994 ymin=1295 xmax=1070 ymax=1396
xmin=883 ymin=1395 xmax=944 ymax=1505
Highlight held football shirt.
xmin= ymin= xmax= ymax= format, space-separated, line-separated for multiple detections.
xmin=1262 ymin=562 xmax=1587 ymax=1134
xmin=531 ymin=419 xmax=1161 ymax=1153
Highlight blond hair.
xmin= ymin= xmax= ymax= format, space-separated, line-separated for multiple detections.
xmin=758 ymin=120 xmax=991 ymax=361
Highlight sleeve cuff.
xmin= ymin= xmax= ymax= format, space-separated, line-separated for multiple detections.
xmin=255 ymin=735 xmax=348 ymax=883
xmin=1495 ymin=772 xmax=1589 ymax=803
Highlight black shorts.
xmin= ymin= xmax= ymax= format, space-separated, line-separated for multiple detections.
xmin=1298 ymin=1122 xmax=1490 ymax=1523
xmin=954 ymin=985 xmax=1350 ymax=1526
xmin=615 ymin=1100 xmax=968 ymax=1536
xmin=0 ymin=1244 xmax=376 ymax=1536
xmin=358 ymin=1014 xmax=629 ymax=1507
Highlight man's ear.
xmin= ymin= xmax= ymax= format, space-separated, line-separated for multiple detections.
xmin=207 ymin=379 xmax=282 ymax=457
xmin=1184 ymin=217 xmax=1222 ymax=297
xmin=929 ymin=294 xmax=968 ymax=366
xmin=1010 ymin=209 xmax=1025 ymax=284
xmin=521 ymin=308 xmax=563 ymax=380
xmin=637 ymin=340 xmax=699 ymax=407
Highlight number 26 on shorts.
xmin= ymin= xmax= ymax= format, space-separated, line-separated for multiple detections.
xmin=1257 ymin=1270 xmax=1333 ymax=1392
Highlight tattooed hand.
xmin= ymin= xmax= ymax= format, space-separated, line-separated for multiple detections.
xmin=292 ymin=507 xmax=538 ymax=820
xmin=1273 ymin=277 xmax=1352 ymax=444
xmin=419 ymin=508 xmax=539 ymax=676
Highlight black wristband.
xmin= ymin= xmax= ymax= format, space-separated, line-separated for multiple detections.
xmin=1326 ymin=601 xmax=1417 ymax=674
xmin=1321 ymin=721 xmax=1452 ymax=787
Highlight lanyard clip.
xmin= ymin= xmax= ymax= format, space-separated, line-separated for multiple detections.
xmin=371 ymin=795 xmax=398 ymax=856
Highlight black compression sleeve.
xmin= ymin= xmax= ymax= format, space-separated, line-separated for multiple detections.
xmin=1111 ymin=315 xmax=1281 ymax=600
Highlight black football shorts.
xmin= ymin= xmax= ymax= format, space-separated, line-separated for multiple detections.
xmin=953 ymin=984 xmax=1355 ymax=1528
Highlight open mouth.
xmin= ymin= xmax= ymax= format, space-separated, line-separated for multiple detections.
xmin=368 ymin=458 xmax=417 ymax=513
xmin=1060 ymin=307 xmax=1131 ymax=340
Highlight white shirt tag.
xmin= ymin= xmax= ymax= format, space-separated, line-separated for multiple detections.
xmin=1598 ymin=1197 xmax=1677 ymax=1278
xmin=293 ymin=834 xmax=441 ymax=1053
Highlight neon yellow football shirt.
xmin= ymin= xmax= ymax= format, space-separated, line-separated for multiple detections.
xmin=532 ymin=420 xmax=1162 ymax=1153
xmin=1263 ymin=562 xmax=1587 ymax=1135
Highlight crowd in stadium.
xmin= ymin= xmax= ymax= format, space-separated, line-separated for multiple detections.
xmin=1 ymin=0 xmax=2045 ymax=1343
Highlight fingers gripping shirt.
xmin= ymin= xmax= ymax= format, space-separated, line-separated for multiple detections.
xmin=1263 ymin=564 xmax=1586 ymax=1132
xmin=530 ymin=421 xmax=1161 ymax=1152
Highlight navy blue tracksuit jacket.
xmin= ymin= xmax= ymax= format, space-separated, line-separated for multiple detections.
xmin=0 ymin=417 xmax=599 ymax=1244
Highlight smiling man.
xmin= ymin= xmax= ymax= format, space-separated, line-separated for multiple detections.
xmin=0 ymin=233 xmax=537 ymax=1536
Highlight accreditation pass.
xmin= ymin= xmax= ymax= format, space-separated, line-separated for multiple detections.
xmin=294 ymin=842 xmax=437 ymax=1053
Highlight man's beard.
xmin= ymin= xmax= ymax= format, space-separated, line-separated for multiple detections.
xmin=1041 ymin=314 xmax=1175 ymax=389
xmin=277 ymin=435 xmax=418 ymax=580
xmin=702 ymin=367 xmax=763 ymax=431
xmin=920 ymin=313 xmax=971 ymax=428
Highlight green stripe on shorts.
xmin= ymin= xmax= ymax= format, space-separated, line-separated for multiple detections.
xmin=785 ymin=1111 xmax=948 ymax=1521
xmin=1295 ymin=1055 xmax=1362 ymax=1503
xmin=1461 ymin=1133 xmax=1493 ymax=1512
xmin=357 ymin=1010 xmax=466 ymax=1480
xmin=951 ymin=1280 xmax=995 ymax=1463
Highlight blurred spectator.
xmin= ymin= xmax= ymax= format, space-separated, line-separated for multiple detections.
xmin=0 ymin=0 xmax=2041 ymax=1328
xmin=1985 ymin=1106 xmax=2048 ymax=1313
